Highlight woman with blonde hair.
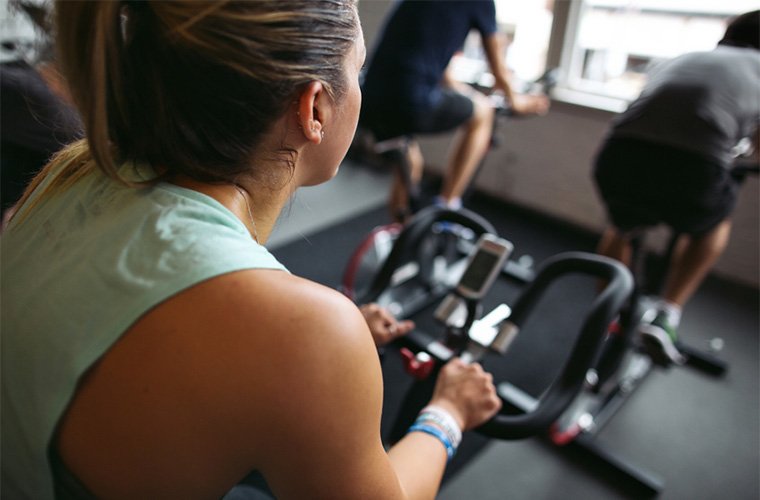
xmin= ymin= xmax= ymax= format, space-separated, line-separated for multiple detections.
xmin=1 ymin=1 xmax=500 ymax=498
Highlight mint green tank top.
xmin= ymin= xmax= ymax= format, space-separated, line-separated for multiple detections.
xmin=0 ymin=164 xmax=287 ymax=499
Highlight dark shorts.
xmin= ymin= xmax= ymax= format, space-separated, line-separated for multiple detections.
xmin=593 ymin=137 xmax=738 ymax=235
xmin=359 ymin=88 xmax=474 ymax=142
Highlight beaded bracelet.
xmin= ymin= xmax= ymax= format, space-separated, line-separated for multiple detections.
xmin=417 ymin=405 xmax=462 ymax=448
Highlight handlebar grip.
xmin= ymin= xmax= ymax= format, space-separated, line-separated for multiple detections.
xmin=478 ymin=252 xmax=633 ymax=439
xmin=399 ymin=348 xmax=436 ymax=380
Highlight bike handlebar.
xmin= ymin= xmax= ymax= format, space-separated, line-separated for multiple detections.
xmin=355 ymin=205 xmax=497 ymax=306
xmin=355 ymin=207 xmax=633 ymax=441
xmin=478 ymin=252 xmax=633 ymax=439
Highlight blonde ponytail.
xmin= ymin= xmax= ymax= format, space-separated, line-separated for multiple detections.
xmin=8 ymin=2 xmax=128 ymax=223
xmin=55 ymin=1 xmax=124 ymax=180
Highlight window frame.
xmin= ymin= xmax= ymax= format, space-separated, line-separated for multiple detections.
xmin=550 ymin=0 xmax=754 ymax=112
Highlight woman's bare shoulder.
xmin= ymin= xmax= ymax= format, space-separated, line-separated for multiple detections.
xmin=135 ymin=267 xmax=383 ymax=430
xmin=192 ymin=268 xmax=371 ymax=346
xmin=141 ymin=267 xmax=377 ymax=375
xmin=59 ymin=268 xmax=385 ymax=496
xmin=154 ymin=269 xmax=386 ymax=476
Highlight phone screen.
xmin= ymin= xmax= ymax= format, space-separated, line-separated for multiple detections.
xmin=459 ymin=249 xmax=500 ymax=293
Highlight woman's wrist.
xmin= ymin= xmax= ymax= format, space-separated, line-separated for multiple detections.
xmin=407 ymin=404 xmax=464 ymax=460
xmin=426 ymin=399 xmax=466 ymax=430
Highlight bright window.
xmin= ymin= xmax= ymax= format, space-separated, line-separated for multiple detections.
xmin=496 ymin=0 xmax=554 ymax=83
xmin=419 ymin=0 xmax=756 ymax=111
xmin=454 ymin=0 xmax=554 ymax=90
xmin=559 ymin=0 xmax=758 ymax=109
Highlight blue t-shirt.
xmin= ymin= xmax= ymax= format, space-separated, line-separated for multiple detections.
xmin=0 ymin=160 xmax=287 ymax=499
xmin=362 ymin=0 xmax=497 ymax=110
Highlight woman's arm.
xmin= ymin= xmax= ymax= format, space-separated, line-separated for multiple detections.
xmin=57 ymin=269 xmax=498 ymax=498
xmin=232 ymin=273 xmax=500 ymax=498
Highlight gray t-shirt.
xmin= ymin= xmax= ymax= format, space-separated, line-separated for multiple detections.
xmin=610 ymin=45 xmax=760 ymax=167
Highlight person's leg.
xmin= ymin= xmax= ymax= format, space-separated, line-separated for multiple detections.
xmin=359 ymin=93 xmax=424 ymax=221
xmin=388 ymin=140 xmax=424 ymax=221
xmin=662 ymin=218 xmax=732 ymax=307
xmin=591 ymin=138 xmax=680 ymax=361
xmin=438 ymin=91 xmax=494 ymax=205
xmin=639 ymin=158 xmax=735 ymax=365
xmin=596 ymin=226 xmax=633 ymax=267
xmin=652 ymin=157 xmax=737 ymax=324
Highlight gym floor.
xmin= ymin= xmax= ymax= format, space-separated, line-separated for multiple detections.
xmin=268 ymin=159 xmax=759 ymax=500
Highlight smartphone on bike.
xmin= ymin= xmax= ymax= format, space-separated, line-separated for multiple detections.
xmin=456 ymin=233 xmax=513 ymax=300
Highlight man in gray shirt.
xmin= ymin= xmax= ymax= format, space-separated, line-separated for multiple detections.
xmin=592 ymin=10 xmax=759 ymax=364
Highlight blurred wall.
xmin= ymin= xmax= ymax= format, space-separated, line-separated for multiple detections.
xmin=358 ymin=1 xmax=759 ymax=288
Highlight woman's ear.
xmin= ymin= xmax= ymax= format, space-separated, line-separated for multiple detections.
xmin=296 ymin=81 xmax=326 ymax=145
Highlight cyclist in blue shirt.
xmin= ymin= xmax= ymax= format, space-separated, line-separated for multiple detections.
xmin=361 ymin=0 xmax=549 ymax=220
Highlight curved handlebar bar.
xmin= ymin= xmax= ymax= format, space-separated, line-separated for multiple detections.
xmin=356 ymin=205 xmax=497 ymax=305
xmin=478 ymin=252 xmax=633 ymax=440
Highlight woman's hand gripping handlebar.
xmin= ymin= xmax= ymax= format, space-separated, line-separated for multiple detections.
xmin=428 ymin=358 xmax=503 ymax=432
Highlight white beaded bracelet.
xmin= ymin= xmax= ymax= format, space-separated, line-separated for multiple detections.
xmin=416 ymin=405 xmax=463 ymax=450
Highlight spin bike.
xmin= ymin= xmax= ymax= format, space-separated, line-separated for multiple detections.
xmin=345 ymin=204 xmax=634 ymax=463
xmin=522 ymin=160 xmax=760 ymax=496
xmin=343 ymin=69 xmax=558 ymax=294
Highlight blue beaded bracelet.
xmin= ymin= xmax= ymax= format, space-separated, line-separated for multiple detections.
xmin=408 ymin=423 xmax=456 ymax=460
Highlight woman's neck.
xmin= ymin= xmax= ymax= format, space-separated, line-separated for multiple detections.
xmin=169 ymin=175 xmax=292 ymax=245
